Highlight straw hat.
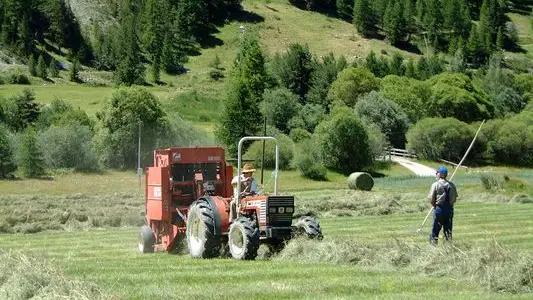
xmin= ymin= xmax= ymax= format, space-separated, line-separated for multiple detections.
xmin=242 ymin=163 xmax=256 ymax=173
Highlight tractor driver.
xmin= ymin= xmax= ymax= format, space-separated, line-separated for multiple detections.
xmin=229 ymin=163 xmax=258 ymax=221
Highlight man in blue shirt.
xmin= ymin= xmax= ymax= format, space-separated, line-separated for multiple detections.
xmin=427 ymin=166 xmax=458 ymax=245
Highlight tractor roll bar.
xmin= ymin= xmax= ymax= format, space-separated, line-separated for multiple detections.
xmin=236 ymin=137 xmax=279 ymax=206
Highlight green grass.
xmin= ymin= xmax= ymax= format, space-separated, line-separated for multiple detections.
xmin=0 ymin=200 xmax=532 ymax=299
xmin=0 ymin=166 xmax=532 ymax=298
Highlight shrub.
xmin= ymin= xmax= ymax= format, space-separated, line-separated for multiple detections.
xmin=0 ymin=125 xmax=17 ymax=178
xmin=485 ymin=113 xmax=533 ymax=166
xmin=380 ymin=75 xmax=431 ymax=122
xmin=406 ymin=117 xmax=475 ymax=162
xmin=6 ymin=69 xmax=31 ymax=85
xmin=288 ymin=103 xmax=326 ymax=133
xmin=2 ymin=88 xmax=40 ymax=132
xmin=209 ymin=69 xmax=224 ymax=81
xmin=37 ymin=98 xmax=94 ymax=131
xmin=354 ymin=91 xmax=410 ymax=148
xmin=314 ymin=107 xmax=372 ymax=175
xmin=38 ymin=124 xmax=101 ymax=172
xmin=261 ymin=88 xmax=301 ymax=134
xmin=327 ymin=67 xmax=380 ymax=108
xmin=95 ymin=86 xmax=169 ymax=169
xmin=18 ymin=127 xmax=46 ymax=178
xmin=293 ymin=139 xmax=327 ymax=181
xmin=243 ymin=126 xmax=294 ymax=169
xmin=289 ymin=128 xmax=311 ymax=143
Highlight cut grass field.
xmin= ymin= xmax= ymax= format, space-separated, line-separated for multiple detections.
xmin=0 ymin=164 xmax=532 ymax=298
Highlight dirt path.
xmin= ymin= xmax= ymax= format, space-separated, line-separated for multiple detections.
xmin=390 ymin=156 xmax=435 ymax=177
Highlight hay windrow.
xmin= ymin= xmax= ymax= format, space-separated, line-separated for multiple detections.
xmin=0 ymin=194 xmax=145 ymax=234
xmin=272 ymin=238 xmax=533 ymax=294
xmin=0 ymin=250 xmax=114 ymax=299
xmin=295 ymin=190 xmax=427 ymax=217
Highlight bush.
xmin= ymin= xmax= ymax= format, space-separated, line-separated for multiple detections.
xmin=288 ymin=103 xmax=326 ymax=133
xmin=6 ymin=69 xmax=31 ymax=85
xmin=18 ymin=127 xmax=46 ymax=178
xmin=38 ymin=124 xmax=101 ymax=172
xmin=209 ymin=69 xmax=224 ymax=81
xmin=95 ymin=86 xmax=169 ymax=169
xmin=354 ymin=91 xmax=410 ymax=148
xmin=293 ymin=139 xmax=327 ymax=181
xmin=406 ymin=117 xmax=476 ymax=162
xmin=37 ymin=98 xmax=94 ymax=131
xmin=261 ymin=88 xmax=301 ymax=134
xmin=380 ymin=75 xmax=431 ymax=122
xmin=327 ymin=67 xmax=380 ymax=108
xmin=314 ymin=107 xmax=372 ymax=175
xmin=0 ymin=125 xmax=17 ymax=178
xmin=485 ymin=112 xmax=533 ymax=166
xmin=289 ymin=128 xmax=311 ymax=143
xmin=243 ymin=126 xmax=294 ymax=169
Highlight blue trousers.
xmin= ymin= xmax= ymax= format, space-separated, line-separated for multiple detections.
xmin=430 ymin=206 xmax=453 ymax=244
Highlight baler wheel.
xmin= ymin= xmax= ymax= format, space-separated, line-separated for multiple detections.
xmin=228 ymin=217 xmax=259 ymax=260
xmin=295 ymin=216 xmax=323 ymax=239
xmin=186 ymin=200 xmax=221 ymax=258
xmin=138 ymin=225 xmax=155 ymax=253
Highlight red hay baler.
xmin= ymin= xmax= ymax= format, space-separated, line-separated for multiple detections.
xmin=138 ymin=137 xmax=322 ymax=260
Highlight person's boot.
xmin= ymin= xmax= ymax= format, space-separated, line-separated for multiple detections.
xmin=429 ymin=235 xmax=438 ymax=246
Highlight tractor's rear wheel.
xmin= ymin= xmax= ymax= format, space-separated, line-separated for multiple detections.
xmin=138 ymin=225 xmax=155 ymax=253
xmin=295 ymin=216 xmax=323 ymax=239
xmin=186 ymin=200 xmax=221 ymax=258
xmin=228 ymin=217 xmax=259 ymax=260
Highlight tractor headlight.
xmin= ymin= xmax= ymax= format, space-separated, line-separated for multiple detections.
xmin=269 ymin=207 xmax=277 ymax=213
xmin=278 ymin=207 xmax=285 ymax=213
xmin=286 ymin=207 xmax=294 ymax=213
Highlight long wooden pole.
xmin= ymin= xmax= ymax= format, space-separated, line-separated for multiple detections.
xmin=417 ymin=120 xmax=486 ymax=233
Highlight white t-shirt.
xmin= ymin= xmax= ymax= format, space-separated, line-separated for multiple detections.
xmin=231 ymin=174 xmax=257 ymax=197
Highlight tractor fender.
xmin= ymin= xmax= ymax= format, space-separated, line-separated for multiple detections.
xmin=199 ymin=196 xmax=229 ymax=236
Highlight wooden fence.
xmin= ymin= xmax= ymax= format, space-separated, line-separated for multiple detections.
xmin=382 ymin=148 xmax=418 ymax=159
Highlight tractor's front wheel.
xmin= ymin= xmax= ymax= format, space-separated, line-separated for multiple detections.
xmin=186 ymin=200 xmax=221 ymax=258
xmin=295 ymin=216 xmax=323 ymax=239
xmin=138 ymin=225 xmax=155 ymax=253
xmin=228 ymin=217 xmax=259 ymax=260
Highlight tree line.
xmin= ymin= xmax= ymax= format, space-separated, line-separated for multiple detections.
xmin=291 ymin=0 xmax=520 ymax=67
xmin=0 ymin=0 xmax=243 ymax=85
xmin=215 ymin=32 xmax=532 ymax=178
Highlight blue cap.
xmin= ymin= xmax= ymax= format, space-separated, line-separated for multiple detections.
xmin=436 ymin=166 xmax=448 ymax=175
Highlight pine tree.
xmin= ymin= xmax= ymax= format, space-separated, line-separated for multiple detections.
xmin=4 ymin=88 xmax=40 ymax=132
xmin=18 ymin=127 xmax=46 ymax=178
xmin=353 ymin=0 xmax=374 ymax=37
xmin=69 ymin=57 xmax=80 ymax=82
xmin=467 ymin=25 xmax=486 ymax=66
xmin=215 ymin=34 xmax=266 ymax=157
xmin=142 ymin=0 xmax=165 ymax=81
xmin=383 ymin=1 xmax=406 ymax=45
xmin=114 ymin=0 xmax=145 ymax=85
xmin=28 ymin=55 xmax=37 ymax=76
xmin=0 ymin=125 xmax=17 ymax=178
xmin=48 ymin=58 xmax=59 ymax=77
xmin=37 ymin=54 xmax=47 ymax=79
xmin=161 ymin=8 xmax=190 ymax=74
xmin=404 ymin=58 xmax=415 ymax=78
xmin=496 ymin=27 xmax=504 ymax=51
xmin=449 ymin=49 xmax=466 ymax=73
xmin=416 ymin=57 xmax=430 ymax=80
xmin=389 ymin=52 xmax=405 ymax=75
xmin=337 ymin=0 xmax=355 ymax=21
xmin=151 ymin=54 xmax=161 ymax=83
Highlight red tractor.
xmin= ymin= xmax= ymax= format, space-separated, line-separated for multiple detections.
xmin=138 ymin=137 xmax=322 ymax=259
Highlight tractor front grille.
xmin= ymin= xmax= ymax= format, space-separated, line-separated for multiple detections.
xmin=267 ymin=196 xmax=294 ymax=227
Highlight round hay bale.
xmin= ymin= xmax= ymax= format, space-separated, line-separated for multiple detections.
xmin=347 ymin=172 xmax=374 ymax=191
